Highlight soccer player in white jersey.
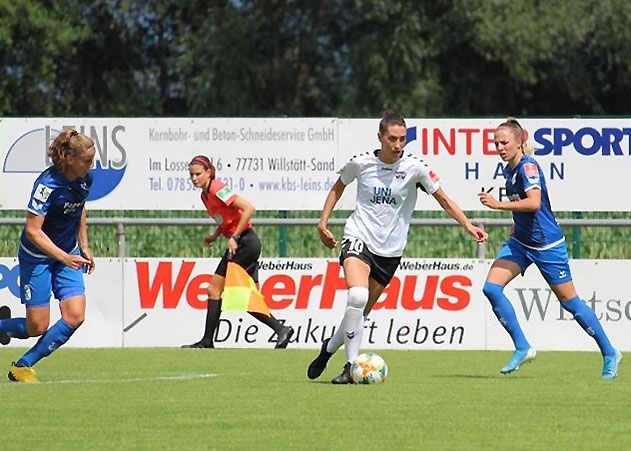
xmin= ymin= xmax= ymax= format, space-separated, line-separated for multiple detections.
xmin=307 ymin=110 xmax=488 ymax=384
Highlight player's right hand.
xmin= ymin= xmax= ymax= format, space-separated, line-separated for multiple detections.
xmin=202 ymin=235 xmax=217 ymax=246
xmin=477 ymin=191 xmax=500 ymax=209
xmin=62 ymin=253 xmax=92 ymax=270
xmin=317 ymin=225 xmax=338 ymax=249
xmin=466 ymin=224 xmax=488 ymax=243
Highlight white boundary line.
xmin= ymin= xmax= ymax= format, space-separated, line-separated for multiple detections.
xmin=1 ymin=373 xmax=220 ymax=385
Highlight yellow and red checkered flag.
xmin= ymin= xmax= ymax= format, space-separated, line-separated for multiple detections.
xmin=222 ymin=262 xmax=270 ymax=316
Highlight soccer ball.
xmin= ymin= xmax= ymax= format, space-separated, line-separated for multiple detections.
xmin=351 ymin=352 xmax=388 ymax=384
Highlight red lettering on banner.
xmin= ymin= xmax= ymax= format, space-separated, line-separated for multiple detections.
xmin=261 ymin=274 xmax=325 ymax=309
xmin=186 ymin=273 xmax=212 ymax=309
xmin=377 ymin=278 xmax=400 ymax=308
xmin=435 ymin=129 xmax=456 ymax=155
xmin=137 ymin=261 xmax=201 ymax=309
xmin=459 ymin=128 xmax=478 ymax=155
xmin=482 ymin=128 xmax=497 ymax=155
xmin=261 ymin=275 xmax=295 ymax=309
xmin=400 ymin=275 xmax=440 ymax=309
xmin=418 ymin=127 xmax=498 ymax=156
xmin=373 ymin=275 xmax=470 ymax=311
xmin=295 ymin=274 xmax=323 ymax=309
xmin=261 ymin=271 xmax=336 ymax=309
xmin=135 ymin=260 xmax=473 ymax=311
xmin=320 ymin=262 xmax=347 ymax=308
xmin=436 ymin=275 xmax=471 ymax=310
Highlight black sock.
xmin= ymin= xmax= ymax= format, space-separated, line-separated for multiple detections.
xmin=201 ymin=298 xmax=222 ymax=345
xmin=249 ymin=312 xmax=284 ymax=334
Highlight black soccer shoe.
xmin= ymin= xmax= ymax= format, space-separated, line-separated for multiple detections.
xmin=0 ymin=305 xmax=11 ymax=346
xmin=331 ymin=362 xmax=353 ymax=385
xmin=180 ymin=340 xmax=214 ymax=349
xmin=307 ymin=338 xmax=333 ymax=380
xmin=275 ymin=326 xmax=295 ymax=349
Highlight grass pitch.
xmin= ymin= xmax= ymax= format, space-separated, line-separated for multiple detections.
xmin=0 ymin=348 xmax=629 ymax=450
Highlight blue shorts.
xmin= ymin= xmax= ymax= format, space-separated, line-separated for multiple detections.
xmin=496 ymin=238 xmax=572 ymax=286
xmin=18 ymin=247 xmax=86 ymax=307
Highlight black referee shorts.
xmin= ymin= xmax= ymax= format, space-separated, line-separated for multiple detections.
xmin=214 ymin=228 xmax=261 ymax=283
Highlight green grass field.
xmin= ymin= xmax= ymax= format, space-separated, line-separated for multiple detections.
xmin=0 ymin=348 xmax=629 ymax=450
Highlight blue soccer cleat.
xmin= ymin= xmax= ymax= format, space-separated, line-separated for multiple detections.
xmin=500 ymin=347 xmax=536 ymax=374
xmin=602 ymin=349 xmax=622 ymax=381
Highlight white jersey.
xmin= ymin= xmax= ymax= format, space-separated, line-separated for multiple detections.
xmin=339 ymin=150 xmax=441 ymax=257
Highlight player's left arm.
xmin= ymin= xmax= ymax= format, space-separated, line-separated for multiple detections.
xmin=78 ymin=207 xmax=95 ymax=274
xmin=478 ymin=187 xmax=540 ymax=212
xmin=432 ymin=187 xmax=488 ymax=243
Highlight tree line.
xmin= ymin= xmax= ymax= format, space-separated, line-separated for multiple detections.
xmin=1 ymin=0 xmax=630 ymax=117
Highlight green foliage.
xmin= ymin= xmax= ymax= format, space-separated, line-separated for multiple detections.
xmin=0 ymin=348 xmax=630 ymax=449
xmin=2 ymin=0 xmax=631 ymax=116
xmin=336 ymin=1 xmax=444 ymax=116
xmin=0 ymin=0 xmax=90 ymax=115
xmin=183 ymin=1 xmax=354 ymax=116
xmin=454 ymin=0 xmax=631 ymax=114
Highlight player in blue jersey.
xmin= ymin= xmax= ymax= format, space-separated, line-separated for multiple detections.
xmin=0 ymin=129 xmax=96 ymax=383
xmin=478 ymin=118 xmax=621 ymax=380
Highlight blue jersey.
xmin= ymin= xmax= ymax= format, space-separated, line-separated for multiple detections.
xmin=20 ymin=167 xmax=92 ymax=257
xmin=503 ymin=155 xmax=564 ymax=249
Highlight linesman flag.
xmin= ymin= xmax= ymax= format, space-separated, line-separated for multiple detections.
xmin=222 ymin=262 xmax=270 ymax=316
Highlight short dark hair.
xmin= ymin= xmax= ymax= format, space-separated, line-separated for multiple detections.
xmin=379 ymin=110 xmax=406 ymax=134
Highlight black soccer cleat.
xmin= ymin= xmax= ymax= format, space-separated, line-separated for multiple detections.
xmin=307 ymin=338 xmax=333 ymax=380
xmin=275 ymin=326 xmax=294 ymax=349
xmin=180 ymin=340 xmax=214 ymax=349
xmin=331 ymin=362 xmax=353 ymax=385
xmin=0 ymin=305 xmax=11 ymax=346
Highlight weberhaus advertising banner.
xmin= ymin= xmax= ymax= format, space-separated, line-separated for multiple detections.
xmin=1 ymin=258 xmax=629 ymax=351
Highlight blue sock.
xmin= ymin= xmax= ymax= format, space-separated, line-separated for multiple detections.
xmin=483 ymin=282 xmax=531 ymax=350
xmin=0 ymin=318 xmax=29 ymax=339
xmin=16 ymin=319 xmax=76 ymax=367
xmin=561 ymin=296 xmax=615 ymax=357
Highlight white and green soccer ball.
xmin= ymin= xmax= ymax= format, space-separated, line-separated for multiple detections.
xmin=351 ymin=352 xmax=388 ymax=384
